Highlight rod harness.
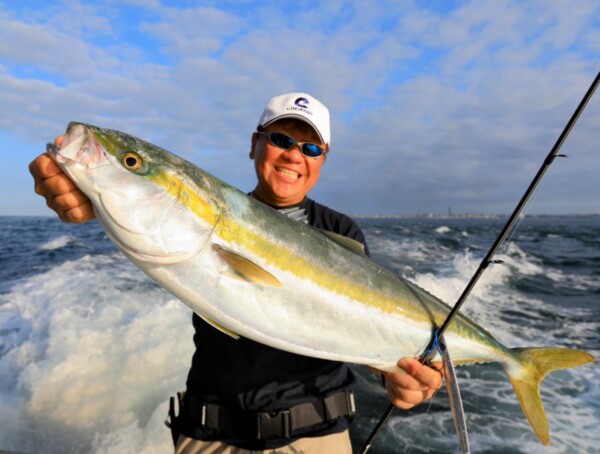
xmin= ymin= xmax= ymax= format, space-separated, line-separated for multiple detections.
xmin=359 ymin=70 xmax=600 ymax=454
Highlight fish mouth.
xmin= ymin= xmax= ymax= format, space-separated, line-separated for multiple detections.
xmin=46 ymin=123 xmax=106 ymax=169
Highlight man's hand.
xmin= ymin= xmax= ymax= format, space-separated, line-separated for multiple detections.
xmin=381 ymin=358 xmax=444 ymax=409
xmin=29 ymin=136 xmax=95 ymax=223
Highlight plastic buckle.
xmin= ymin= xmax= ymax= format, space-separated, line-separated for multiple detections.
xmin=256 ymin=409 xmax=291 ymax=439
xmin=346 ymin=391 xmax=356 ymax=415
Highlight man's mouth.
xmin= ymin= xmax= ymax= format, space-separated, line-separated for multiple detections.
xmin=276 ymin=167 xmax=300 ymax=179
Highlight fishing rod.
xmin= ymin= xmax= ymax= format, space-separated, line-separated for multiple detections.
xmin=359 ymin=71 xmax=600 ymax=454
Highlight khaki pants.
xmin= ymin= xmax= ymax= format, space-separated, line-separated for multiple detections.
xmin=174 ymin=430 xmax=353 ymax=454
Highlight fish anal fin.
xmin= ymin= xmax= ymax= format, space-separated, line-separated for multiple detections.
xmin=213 ymin=244 xmax=283 ymax=288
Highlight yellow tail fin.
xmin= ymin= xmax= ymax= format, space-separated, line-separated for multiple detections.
xmin=505 ymin=347 xmax=594 ymax=445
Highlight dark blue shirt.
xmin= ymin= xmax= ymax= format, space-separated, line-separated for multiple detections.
xmin=180 ymin=197 xmax=369 ymax=449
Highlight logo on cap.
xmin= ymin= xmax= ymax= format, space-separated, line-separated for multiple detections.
xmin=294 ymin=97 xmax=309 ymax=109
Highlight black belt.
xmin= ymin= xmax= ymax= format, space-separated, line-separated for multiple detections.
xmin=187 ymin=390 xmax=356 ymax=440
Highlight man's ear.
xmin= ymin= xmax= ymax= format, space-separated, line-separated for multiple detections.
xmin=250 ymin=132 xmax=259 ymax=160
xmin=321 ymin=145 xmax=328 ymax=163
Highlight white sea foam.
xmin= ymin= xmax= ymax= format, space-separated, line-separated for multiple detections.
xmin=1 ymin=220 xmax=598 ymax=453
xmin=370 ymin=236 xmax=452 ymax=265
xmin=385 ymin=244 xmax=600 ymax=452
xmin=0 ymin=253 xmax=194 ymax=453
xmin=435 ymin=225 xmax=451 ymax=234
xmin=38 ymin=235 xmax=78 ymax=251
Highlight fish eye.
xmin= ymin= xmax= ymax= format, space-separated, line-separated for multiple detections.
xmin=122 ymin=152 xmax=144 ymax=171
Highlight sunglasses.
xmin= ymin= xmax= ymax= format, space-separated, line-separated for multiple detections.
xmin=257 ymin=131 xmax=327 ymax=158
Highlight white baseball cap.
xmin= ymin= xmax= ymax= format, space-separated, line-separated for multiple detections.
xmin=257 ymin=92 xmax=331 ymax=145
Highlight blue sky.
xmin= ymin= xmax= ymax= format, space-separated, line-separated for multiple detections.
xmin=1 ymin=0 xmax=599 ymax=216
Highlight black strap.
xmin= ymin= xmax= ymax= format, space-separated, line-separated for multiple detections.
xmin=165 ymin=391 xmax=186 ymax=447
xmin=187 ymin=390 xmax=356 ymax=440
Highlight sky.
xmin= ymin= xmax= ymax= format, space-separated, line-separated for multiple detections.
xmin=1 ymin=0 xmax=599 ymax=217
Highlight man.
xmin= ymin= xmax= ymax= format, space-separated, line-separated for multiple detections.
xmin=29 ymin=93 xmax=443 ymax=453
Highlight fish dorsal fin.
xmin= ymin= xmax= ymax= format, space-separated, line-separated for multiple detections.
xmin=213 ymin=244 xmax=283 ymax=288
xmin=198 ymin=314 xmax=241 ymax=340
xmin=322 ymin=230 xmax=366 ymax=256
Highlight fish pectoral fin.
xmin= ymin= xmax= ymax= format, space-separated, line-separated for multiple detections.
xmin=197 ymin=313 xmax=241 ymax=340
xmin=213 ymin=244 xmax=283 ymax=288
xmin=321 ymin=230 xmax=366 ymax=256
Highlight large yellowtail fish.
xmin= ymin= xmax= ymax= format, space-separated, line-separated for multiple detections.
xmin=47 ymin=122 xmax=594 ymax=445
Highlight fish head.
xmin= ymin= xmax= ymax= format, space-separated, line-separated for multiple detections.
xmin=47 ymin=122 xmax=219 ymax=264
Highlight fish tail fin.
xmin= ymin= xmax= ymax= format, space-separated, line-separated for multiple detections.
xmin=505 ymin=347 xmax=594 ymax=445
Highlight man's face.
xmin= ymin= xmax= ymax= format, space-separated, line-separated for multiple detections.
xmin=250 ymin=118 xmax=327 ymax=207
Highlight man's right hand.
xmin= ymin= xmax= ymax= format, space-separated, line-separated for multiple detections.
xmin=29 ymin=136 xmax=95 ymax=223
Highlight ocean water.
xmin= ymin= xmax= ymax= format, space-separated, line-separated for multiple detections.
xmin=0 ymin=215 xmax=598 ymax=453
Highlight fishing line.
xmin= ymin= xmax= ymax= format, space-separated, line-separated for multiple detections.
xmin=497 ymin=170 xmax=549 ymax=258
xmin=404 ymin=388 xmax=444 ymax=454
xmin=359 ymin=71 xmax=600 ymax=454
xmin=487 ymin=134 xmax=568 ymax=272
xmin=420 ymin=328 xmax=441 ymax=360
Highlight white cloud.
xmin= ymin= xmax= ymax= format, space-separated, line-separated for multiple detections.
xmin=0 ymin=0 xmax=598 ymax=216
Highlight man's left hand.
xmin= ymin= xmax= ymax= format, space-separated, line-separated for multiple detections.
xmin=382 ymin=358 xmax=444 ymax=409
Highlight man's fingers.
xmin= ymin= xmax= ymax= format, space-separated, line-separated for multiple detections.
xmin=387 ymin=388 xmax=433 ymax=410
xmin=51 ymin=189 xmax=91 ymax=211
xmin=64 ymin=203 xmax=95 ymax=223
xmin=34 ymin=172 xmax=79 ymax=197
xmin=29 ymin=136 xmax=94 ymax=223
xmin=51 ymin=198 xmax=95 ymax=224
xmin=29 ymin=153 xmax=63 ymax=181
xmin=396 ymin=358 xmax=444 ymax=389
